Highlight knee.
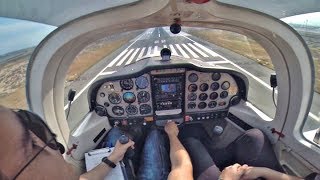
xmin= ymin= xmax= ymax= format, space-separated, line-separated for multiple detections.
xmin=144 ymin=129 xmax=164 ymax=144
xmin=146 ymin=129 xmax=162 ymax=140
xmin=182 ymin=137 xmax=207 ymax=154
xmin=182 ymin=137 xmax=202 ymax=146
xmin=240 ymin=128 xmax=266 ymax=143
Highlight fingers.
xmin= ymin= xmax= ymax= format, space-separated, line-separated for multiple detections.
xmin=240 ymin=164 xmax=249 ymax=171
xmin=233 ymin=163 xmax=241 ymax=168
xmin=127 ymin=139 xmax=135 ymax=149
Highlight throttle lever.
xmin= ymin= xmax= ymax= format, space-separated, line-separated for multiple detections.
xmin=119 ymin=135 xmax=134 ymax=158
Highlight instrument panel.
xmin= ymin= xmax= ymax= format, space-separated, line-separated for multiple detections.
xmin=185 ymin=71 xmax=239 ymax=112
xmin=94 ymin=67 xmax=245 ymax=126
xmin=96 ymin=74 xmax=153 ymax=117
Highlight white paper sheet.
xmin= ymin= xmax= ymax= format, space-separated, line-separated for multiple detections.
xmin=85 ymin=147 xmax=125 ymax=180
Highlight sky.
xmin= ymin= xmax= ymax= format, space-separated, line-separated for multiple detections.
xmin=281 ymin=12 xmax=320 ymax=26
xmin=0 ymin=12 xmax=319 ymax=56
xmin=0 ymin=17 xmax=56 ymax=56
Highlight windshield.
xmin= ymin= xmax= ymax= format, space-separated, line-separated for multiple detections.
xmin=63 ymin=27 xmax=275 ymax=130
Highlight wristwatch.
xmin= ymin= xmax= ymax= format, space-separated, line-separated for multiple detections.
xmin=102 ymin=157 xmax=116 ymax=168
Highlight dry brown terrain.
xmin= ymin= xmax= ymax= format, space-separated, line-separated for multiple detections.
xmin=310 ymin=46 xmax=320 ymax=93
xmin=186 ymin=28 xmax=320 ymax=93
xmin=66 ymin=36 xmax=133 ymax=82
xmin=0 ymin=33 xmax=138 ymax=109
xmin=0 ymin=57 xmax=29 ymax=109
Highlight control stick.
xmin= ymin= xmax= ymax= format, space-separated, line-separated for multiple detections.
xmin=119 ymin=135 xmax=134 ymax=158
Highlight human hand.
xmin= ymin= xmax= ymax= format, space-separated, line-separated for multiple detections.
xmin=108 ymin=139 xmax=134 ymax=163
xmin=164 ymin=121 xmax=179 ymax=137
xmin=220 ymin=163 xmax=244 ymax=180
xmin=240 ymin=165 xmax=268 ymax=180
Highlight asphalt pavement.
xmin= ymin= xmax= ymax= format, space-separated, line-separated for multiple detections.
xmin=64 ymin=27 xmax=319 ymax=138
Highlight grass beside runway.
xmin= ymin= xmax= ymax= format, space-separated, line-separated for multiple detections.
xmin=185 ymin=28 xmax=273 ymax=69
xmin=66 ymin=32 xmax=141 ymax=84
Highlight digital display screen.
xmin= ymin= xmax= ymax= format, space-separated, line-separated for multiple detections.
xmin=160 ymin=84 xmax=176 ymax=93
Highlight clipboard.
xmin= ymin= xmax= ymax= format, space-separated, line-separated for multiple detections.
xmin=85 ymin=147 xmax=125 ymax=180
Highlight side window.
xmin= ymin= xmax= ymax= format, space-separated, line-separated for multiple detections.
xmin=0 ymin=17 xmax=55 ymax=109
xmin=282 ymin=12 xmax=320 ymax=145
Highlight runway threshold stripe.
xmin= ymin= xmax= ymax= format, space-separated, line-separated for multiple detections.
xmin=146 ymin=46 xmax=152 ymax=55
xmin=107 ymin=49 xmax=128 ymax=67
xmin=125 ymin=48 xmax=140 ymax=65
xmin=154 ymin=46 xmax=159 ymax=56
xmin=169 ymin=44 xmax=178 ymax=55
xmin=116 ymin=49 xmax=134 ymax=66
xmin=175 ymin=44 xmax=190 ymax=58
xmin=188 ymin=43 xmax=209 ymax=57
xmin=136 ymin=47 xmax=146 ymax=61
xmin=182 ymin=43 xmax=199 ymax=58
xmin=193 ymin=43 xmax=220 ymax=57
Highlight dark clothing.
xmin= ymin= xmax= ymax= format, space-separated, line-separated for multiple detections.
xmin=105 ymin=128 xmax=170 ymax=180
xmin=181 ymin=128 xmax=283 ymax=180
xmin=182 ymin=137 xmax=220 ymax=180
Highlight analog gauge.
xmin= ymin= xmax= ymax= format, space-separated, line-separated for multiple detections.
xmin=112 ymin=106 xmax=124 ymax=116
xmin=123 ymin=92 xmax=136 ymax=103
xmin=198 ymin=102 xmax=207 ymax=109
xmin=220 ymin=91 xmax=229 ymax=99
xmin=210 ymin=92 xmax=219 ymax=100
xmin=208 ymin=101 xmax=217 ymax=108
xmin=126 ymin=105 xmax=138 ymax=115
xmin=199 ymin=83 xmax=209 ymax=92
xmin=120 ymin=79 xmax=134 ymax=90
xmin=188 ymin=84 xmax=198 ymax=92
xmin=212 ymin=73 xmax=221 ymax=81
xmin=199 ymin=93 xmax=208 ymax=101
xmin=140 ymin=104 xmax=152 ymax=115
xmin=188 ymin=73 xmax=198 ymax=82
xmin=187 ymin=93 xmax=197 ymax=101
xmin=136 ymin=76 xmax=149 ymax=89
xmin=221 ymin=81 xmax=230 ymax=90
xmin=210 ymin=82 xmax=220 ymax=91
xmin=108 ymin=92 xmax=121 ymax=104
xmin=187 ymin=102 xmax=196 ymax=109
xmin=137 ymin=91 xmax=150 ymax=103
